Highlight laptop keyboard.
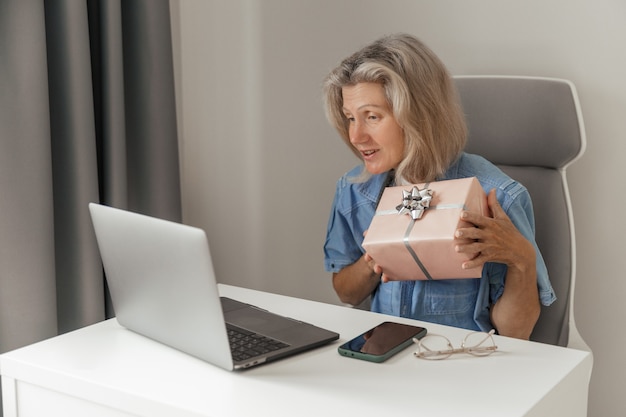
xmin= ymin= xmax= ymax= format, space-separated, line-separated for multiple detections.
xmin=227 ymin=325 xmax=290 ymax=362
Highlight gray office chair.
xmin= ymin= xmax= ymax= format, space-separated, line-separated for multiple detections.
xmin=455 ymin=75 xmax=590 ymax=350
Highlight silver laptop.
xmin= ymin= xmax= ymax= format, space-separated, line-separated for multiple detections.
xmin=88 ymin=203 xmax=339 ymax=370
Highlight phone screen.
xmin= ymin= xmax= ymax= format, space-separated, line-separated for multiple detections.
xmin=339 ymin=321 xmax=427 ymax=361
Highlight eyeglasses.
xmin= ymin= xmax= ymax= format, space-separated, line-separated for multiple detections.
xmin=413 ymin=329 xmax=497 ymax=360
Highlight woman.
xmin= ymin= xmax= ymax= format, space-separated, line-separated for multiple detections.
xmin=322 ymin=33 xmax=555 ymax=339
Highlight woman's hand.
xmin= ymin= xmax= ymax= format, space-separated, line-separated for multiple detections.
xmin=454 ymin=189 xmax=536 ymax=273
xmin=363 ymin=229 xmax=393 ymax=283
xmin=455 ymin=188 xmax=540 ymax=339
xmin=363 ymin=252 xmax=393 ymax=283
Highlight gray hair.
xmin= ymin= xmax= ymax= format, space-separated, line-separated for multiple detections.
xmin=323 ymin=33 xmax=467 ymax=183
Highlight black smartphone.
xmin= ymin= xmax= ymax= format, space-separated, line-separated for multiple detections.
xmin=338 ymin=321 xmax=427 ymax=363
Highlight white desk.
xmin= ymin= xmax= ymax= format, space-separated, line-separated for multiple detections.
xmin=1 ymin=284 xmax=592 ymax=417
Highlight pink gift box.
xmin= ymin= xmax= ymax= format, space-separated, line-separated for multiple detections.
xmin=362 ymin=177 xmax=488 ymax=280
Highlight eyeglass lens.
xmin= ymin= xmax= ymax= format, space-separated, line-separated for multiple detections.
xmin=415 ymin=330 xmax=497 ymax=360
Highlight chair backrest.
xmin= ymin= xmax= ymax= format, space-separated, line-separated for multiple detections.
xmin=455 ymin=76 xmax=588 ymax=348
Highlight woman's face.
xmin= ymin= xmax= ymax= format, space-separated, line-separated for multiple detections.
xmin=342 ymin=82 xmax=405 ymax=175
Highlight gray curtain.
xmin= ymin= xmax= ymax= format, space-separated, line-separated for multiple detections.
xmin=0 ymin=0 xmax=180 ymax=412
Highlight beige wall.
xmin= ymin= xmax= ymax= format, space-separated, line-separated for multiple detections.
xmin=171 ymin=1 xmax=626 ymax=415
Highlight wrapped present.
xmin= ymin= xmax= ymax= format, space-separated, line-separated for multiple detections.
xmin=362 ymin=177 xmax=488 ymax=280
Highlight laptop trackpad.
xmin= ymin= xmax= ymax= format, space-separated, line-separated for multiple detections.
xmin=225 ymin=306 xmax=299 ymax=336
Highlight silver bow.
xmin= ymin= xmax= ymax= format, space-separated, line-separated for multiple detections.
xmin=396 ymin=186 xmax=433 ymax=220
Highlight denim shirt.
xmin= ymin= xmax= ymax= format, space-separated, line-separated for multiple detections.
xmin=324 ymin=152 xmax=555 ymax=332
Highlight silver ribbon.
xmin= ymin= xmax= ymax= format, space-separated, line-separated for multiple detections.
xmin=396 ymin=186 xmax=433 ymax=220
